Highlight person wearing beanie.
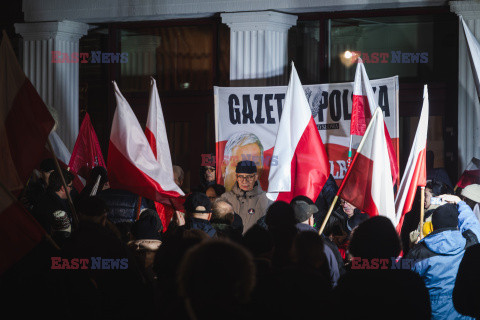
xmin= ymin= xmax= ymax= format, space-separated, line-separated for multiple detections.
xmin=405 ymin=194 xmax=480 ymax=320
xmin=184 ymin=192 xmax=217 ymax=237
xmin=220 ymin=160 xmax=270 ymax=234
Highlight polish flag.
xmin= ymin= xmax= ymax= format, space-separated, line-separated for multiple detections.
xmin=108 ymin=82 xmax=183 ymax=205
xmin=351 ymin=60 xmax=399 ymax=183
xmin=461 ymin=16 xmax=480 ymax=99
xmin=69 ymin=112 xmax=106 ymax=180
xmin=457 ymin=157 xmax=480 ymax=189
xmin=0 ymin=31 xmax=53 ymax=273
xmin=395 ymin=85 xmax=429 ymax=231
xmin=267 ymin=63 xmax=329 ymax=203
xmin=145 ymin=78 xmax=184 ymax=229
xmin=339 ymin=108 xmax=396 ymax=223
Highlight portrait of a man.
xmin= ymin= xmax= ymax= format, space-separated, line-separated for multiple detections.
xmin=221 ymin=131 xmax=264 ymax=191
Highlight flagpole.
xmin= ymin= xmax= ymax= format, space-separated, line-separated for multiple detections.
xmin=0 ymin=179 xmax=60 ymax=251
xmin=419 ymin=186 xmax=425 ymax=239
xmin=318 ymin=195 xmax=339 ymax=235
xmin=47 ymin=139 xmax=79 ymax=228
xmin=318 ymin=108 xmax=381 ymax=236
xmin=347 ymin=135 xmax=353 ymax=168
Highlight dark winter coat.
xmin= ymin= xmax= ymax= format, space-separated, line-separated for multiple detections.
xmin=97 ymin=188 xmax=151 ymax=224
xmin=188 ymin=217 xmax=217 ymax=237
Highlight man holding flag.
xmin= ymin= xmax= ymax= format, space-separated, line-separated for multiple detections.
xmin=319 ymin=107 xmax=396 ymax=234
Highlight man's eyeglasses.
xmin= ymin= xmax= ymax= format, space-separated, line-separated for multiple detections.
xmin=205 ymin=167 xmax=215 ymax=173
xmin=237 ymin=174 xmax=256 ymax=182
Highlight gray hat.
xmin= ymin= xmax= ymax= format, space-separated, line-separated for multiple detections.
xmin=291 ymin=200 xmax=318 ymax=223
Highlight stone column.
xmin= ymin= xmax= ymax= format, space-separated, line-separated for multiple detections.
xmin=450 ymin=1 xmax=480 ymax=174
xmin=221 ymin=11 xmax=297 ymax=86
xmin=15 ymin=20 xmax=89 ymax=151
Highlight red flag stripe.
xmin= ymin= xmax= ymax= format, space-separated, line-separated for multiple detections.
xmin=5 ymin=80 xmax=55 ymax=185
xmin=0 ymin=202 xmax=45 ymax=274
xmin=145 ymin=127 xmax=157 ymax=159
xmin=108 ymin=142 xmax=181 ymax=202
xmin=276 ymin=117 xmax=329 ymax=202
xmin=339 ymin=152 xmax=379 ymax=217
xmin=351 ymin=94 xmax=371 ymax=136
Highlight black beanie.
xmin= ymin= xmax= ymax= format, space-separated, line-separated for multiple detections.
xmin=131 ymin=209 xmax=163 ymax=240
xmin=236 ymin=160 xmax=257 ymax=174
xmin=432 ymin=204 xmax=458 ymax=230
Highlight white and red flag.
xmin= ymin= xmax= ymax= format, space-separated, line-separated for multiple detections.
xmin=461 ymin=16 xmax=480 ymax=99
xmin=338 ymin=107 xmax=396 ymax=223
xmin=108 ymin=82 xmax=183 ymax=205
xmin=69 ymin=112 xmax=106 ymax=180
xmin=0 ymin=31 xmax=53 ymax=273
xmin=267 ymin=63 xmax=329 ymax=203
xmin=145 ymin=78 xmax=185 ymax=229
xmin=350 ymin=60 xmax=399 ymax=183
xmin=395 ymin=85 xmax=429 ymax=231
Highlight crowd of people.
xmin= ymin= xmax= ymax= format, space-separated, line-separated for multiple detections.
xmin=2 ymin=157 xmax=480 ymax=320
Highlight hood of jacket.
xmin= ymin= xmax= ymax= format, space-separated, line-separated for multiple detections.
xmin=422 ymin=228 xmax=466 ymax=256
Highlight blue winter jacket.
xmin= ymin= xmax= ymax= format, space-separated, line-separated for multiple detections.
xmin=405 ymin=201 xmax=480 ymax=320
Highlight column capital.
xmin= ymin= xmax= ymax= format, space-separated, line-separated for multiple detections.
xmin=450 ymin=1 xmax=480 ymax=20
xmin=14 ymin=20 xmax=89 ymax=41
xmin=221 ymin=11 xmax=297 ymax=32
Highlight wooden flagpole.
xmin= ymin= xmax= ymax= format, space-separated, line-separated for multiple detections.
xmin=419 ymin=186 xmax=425 ymax=239
xmin=318 ymin=108 xmax=383 ymax=236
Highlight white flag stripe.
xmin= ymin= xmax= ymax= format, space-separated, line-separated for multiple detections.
xmin=267 ymin=63 xmax=312 ymax=196
xmin=461 ymin=16 xmax=480 ymax=97
xmin=362 ymin=108 xmax=396 ymax=223
xmin=146 ymin=78 xmax=184 ymax=195
xmin=111 ymin=81 xmax=181 ymax=194
xmin=48 ymin=131 xmax=71 ymax=165
xmin=394 ymin=85 xmax=429 ymax=223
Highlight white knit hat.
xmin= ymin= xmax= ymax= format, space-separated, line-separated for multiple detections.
xmin=461 ymin=184 xmax=480 ymax=203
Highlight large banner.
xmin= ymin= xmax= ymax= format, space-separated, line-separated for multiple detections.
xmin=214 ymin=76 xmax=399 ymax=191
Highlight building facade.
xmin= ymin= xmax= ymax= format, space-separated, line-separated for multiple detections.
xmin=11 ymin=0 xmax=480 ymax=189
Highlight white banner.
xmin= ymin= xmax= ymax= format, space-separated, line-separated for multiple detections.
xmin=214 ymin=76 xmax=399 ymax=191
